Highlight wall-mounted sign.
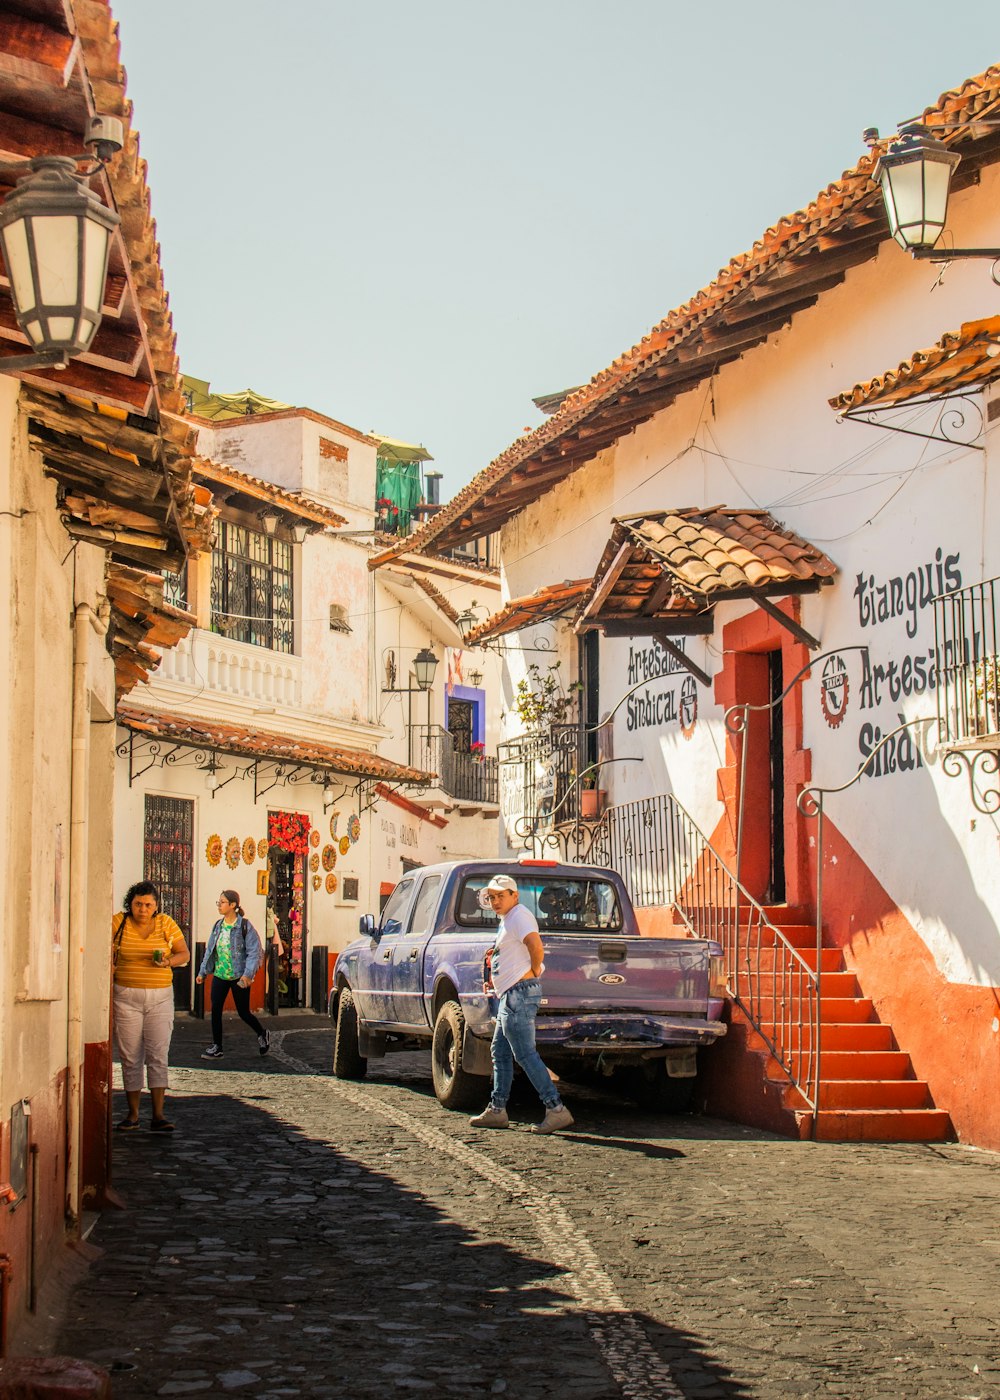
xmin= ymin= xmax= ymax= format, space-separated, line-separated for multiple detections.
xmin=820 ymin=653 xmax=849 ymax=729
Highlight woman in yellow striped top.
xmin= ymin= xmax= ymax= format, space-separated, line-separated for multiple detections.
xmin=112 ymin=881 xmax=190 ymax=1132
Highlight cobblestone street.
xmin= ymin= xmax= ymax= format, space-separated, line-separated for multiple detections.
xmin=53 ymin=1012 xmax=1000 ymax=1399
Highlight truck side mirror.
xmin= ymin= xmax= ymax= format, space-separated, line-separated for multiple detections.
xmin=359 ymin=914 xmax=376 ymax=939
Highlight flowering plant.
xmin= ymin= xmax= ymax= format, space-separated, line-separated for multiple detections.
xmin=470 ymin=741 xmax=485 ymax=762
xmin=268 ymin=811 xmax=311 ymax=855
xmin=375 ymin=496 xmax=398 ymax=517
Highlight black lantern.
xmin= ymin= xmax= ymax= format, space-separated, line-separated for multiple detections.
xmin=413 ymin=647 xmax=438 ymax=691
xmin=0 ymin=156 xmax=120 ymax=369
xmin=259 ymin=507 xmax=281 ymax=536
xmin=871 ymin=124 xmax=1000 ymax=265
xmin=873 ymin=126 xmax=960 ymax=252
xmin=456 ymin=607 xmax=478 ymax=642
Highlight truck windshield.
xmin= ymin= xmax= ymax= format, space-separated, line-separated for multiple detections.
xmin=456 ymin=875 xmax=623 ymax=933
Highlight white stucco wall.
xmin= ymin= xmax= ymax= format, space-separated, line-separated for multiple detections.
xmin=493 ymin=162 xmax=1000 ymax=989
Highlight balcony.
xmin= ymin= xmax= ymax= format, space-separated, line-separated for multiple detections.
xmin=934 ymin=576 xmax=1000 ymax=749
xmin=498 ymin=723 xmax=588 ymax=836
xmin=412 ymin=726 xmax=498 ymax=806
xmin=155 ymin=628 xmax=303 ymax=708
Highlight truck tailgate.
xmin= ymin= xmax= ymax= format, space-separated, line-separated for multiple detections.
xmin=540 ymin=934 xmax=716 ymax=1015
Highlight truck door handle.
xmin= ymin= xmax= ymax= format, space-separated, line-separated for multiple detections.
xmin=599 ymin=942 xmax=627 ymax=962
xmin=409 ymin=949 xmax=419 ymax=960
xmin=382 ymin=950 xmax=391 ymax=961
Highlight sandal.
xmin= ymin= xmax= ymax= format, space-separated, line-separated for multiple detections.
xmin=116 ymin=1116 xmax=139 ymax=1132
xmin=150 ymin=1117 xmax=175 ymax=1133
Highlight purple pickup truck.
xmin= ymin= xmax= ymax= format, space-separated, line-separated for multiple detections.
xmin=328 ymin=857 xmax=727 ymax=1113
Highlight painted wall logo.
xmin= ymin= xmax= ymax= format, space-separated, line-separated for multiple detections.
xmin=820 ymin=653 xmax=849 ymax=729
xmin=679 ymin=676 xmax=698 ymax=739
xmin=624 ymin=639 xmax=699 ymax=735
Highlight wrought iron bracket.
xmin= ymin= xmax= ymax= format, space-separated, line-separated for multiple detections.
xmin=840 ymin=395 xmax=985 ymax=450
xmin=754 ymin=596 xmax=820 ymax=649
xmin=941 ymin=746 xmax=1000 ymax=815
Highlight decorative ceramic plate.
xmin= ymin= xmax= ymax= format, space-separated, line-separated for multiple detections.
xmin=325 ymin=873 xmax=338 ymax=894
xmin=330 ymin=813 xmax=339 ymax=839
xmin=257 ymin=838 xmax=268 ymax=859
xmin=309 ymin=852 xmax=320 ymax=873
xmin=225 ymin=837 xmax=241 ymax=870
xmin=206 ymin=834 xmax=222 ymax=867
xmin=312 ymin=874 xmax=321 ymax=891
xmin=309 ymin=828 xmax=321 ymax=848
xmin=242 ymin=837 xmax=257 ymax=866
xmin=347 ymin=814 xmax=361 ymax=844
xmin=339 ymin=835 xmax=351 ymax=856
xmin=321 ymin=844 xmax=337 ymax=872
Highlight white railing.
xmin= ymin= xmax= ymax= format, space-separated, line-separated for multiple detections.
xmin=155 ymin=628 xmax=302 ymax=707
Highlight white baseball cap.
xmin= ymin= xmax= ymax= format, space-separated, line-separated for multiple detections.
xmin=477 ymin=873 xmax=518 ymax=908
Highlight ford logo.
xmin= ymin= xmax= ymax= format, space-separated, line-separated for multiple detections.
xmin=598 ymin=972 xmax=626 ymax=985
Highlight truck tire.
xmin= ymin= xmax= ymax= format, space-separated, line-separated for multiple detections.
xmin=627 ymin=1062 xmax=694 ymax=1114
xmin=332 ymin=987 xmax=367 ymax=1080
xmin=431 ymin=1000 xmax=488 ymax=1111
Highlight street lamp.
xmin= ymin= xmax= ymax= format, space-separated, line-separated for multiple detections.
xmin=413 ymin=647 xmax=438 ymax=691
xmin=0 ymin=116 xmax=124 ymax=372
xmin=259 ymin=507 xmax=280 ymax=536
xmin=871 ymin=124 xmax=1000 ymax=262
xmin=381 ymin=646 xmax=439 ymax=693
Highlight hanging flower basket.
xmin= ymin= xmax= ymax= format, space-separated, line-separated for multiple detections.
xmin=268 ymin=811 xmax=311 ymax=856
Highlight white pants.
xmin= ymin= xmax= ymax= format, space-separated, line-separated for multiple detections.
xmin=113 ymin=985 xmax=175 ymax=1091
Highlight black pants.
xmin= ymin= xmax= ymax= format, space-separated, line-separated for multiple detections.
xmin=210 ymin=977 xmax=265 ymax=1046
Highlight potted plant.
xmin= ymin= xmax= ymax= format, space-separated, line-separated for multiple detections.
xmin=470 ymin=741 xmax=485 ymax=764
xmin=579 ymin=770 xmax=607 ymax=820
xmin=513 ymin=662 xmax=578 ymax=733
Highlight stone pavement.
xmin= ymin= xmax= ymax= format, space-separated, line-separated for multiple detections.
xmin=51 ymin=1011 xmax=1000 ymax=1399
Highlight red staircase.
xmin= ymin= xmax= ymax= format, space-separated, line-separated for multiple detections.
xmin=737 ymin=907 xmax=952 ymax=1142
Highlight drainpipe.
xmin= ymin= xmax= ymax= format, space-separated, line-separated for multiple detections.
xmin=65 ymin=601 xmax=98 ymax=1230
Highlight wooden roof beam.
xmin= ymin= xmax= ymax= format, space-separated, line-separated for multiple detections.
xmin=0 ymin=16 xmax=79 ymax=89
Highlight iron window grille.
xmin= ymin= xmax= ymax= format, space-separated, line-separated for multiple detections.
xmin=211 ymin=520 xmax=294 ymax=654
xmin=161 ymin=567 xmax=188 ymax=611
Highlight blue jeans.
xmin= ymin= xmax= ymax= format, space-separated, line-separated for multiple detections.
xmin=490 ymin=979 xmax=563 ymax=1112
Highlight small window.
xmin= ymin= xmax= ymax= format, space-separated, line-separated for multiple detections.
xmin=341 ymin=876 xmax=360 ymax=904
xmin=379 ymin=878 xmax=413 ymax=935
xmin=329 ymin=603 xmax=352 ymax=634
xmin=455 ymin=875 xmax=623 ymax=933
xmin=407 ymin=875 xmax=442 ymax=938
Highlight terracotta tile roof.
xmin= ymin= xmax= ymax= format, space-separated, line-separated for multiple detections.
xmin=116 ymin=705 xmax=433 ymax=785
xmin=830 ymin=315 xmax=1000 ymax=411
xmin=576 ymin=509 xmax=837 ymax=633
xmin=465 ymin=580 xmax=591 ymax=644
xmin=369 ymin=64 xmax=1000 ymax=566
xmin=105 ymin=565 xmax=196 ymax=698
xmin=193 ymin=458 xmax=347 ymax=528
xmin=410 ymin=574 xmax=461 ymax=624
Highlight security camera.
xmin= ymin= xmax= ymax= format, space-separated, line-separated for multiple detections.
xmin=84 ymin=115 xmax=124 ymax=164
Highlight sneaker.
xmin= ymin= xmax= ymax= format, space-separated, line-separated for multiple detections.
xmin=532 ymin=1105 xmax=574 ymax=1135
xmin=469 ymin=1106 xmax=509 ymax=1129
xmin=201 ymin=1044 xmax=224 ymax=1059
xmin=258 ymin=1030 xmax=270 ymax=1057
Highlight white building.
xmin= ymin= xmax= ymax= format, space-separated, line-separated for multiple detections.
xmin=372 ymin=65 xmax=1000 ymax=1151
xmin=114 ymin=385 xmax=503 ymax=1014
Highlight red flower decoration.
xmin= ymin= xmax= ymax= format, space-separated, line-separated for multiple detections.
xmin=267 ymin=811 xmax=312 ymax=855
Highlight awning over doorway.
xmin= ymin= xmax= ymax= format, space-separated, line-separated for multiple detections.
xmin=574 ymin=507 xmax=837 ymax=648
xmin=464 ymin=579 xmax=590 ymax=645
xmin=831 ymin=316 xmax=1000 ymax=412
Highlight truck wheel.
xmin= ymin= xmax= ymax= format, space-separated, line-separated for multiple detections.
xmin=332 ymin=988 xmax=367 ymax=1080
xmin=431 ymin=1000 xmax=487 ymax=1111
xmin=628 ymin=1062 xmax=694 ymax=1114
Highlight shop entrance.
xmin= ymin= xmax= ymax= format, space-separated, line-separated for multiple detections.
xmin=267 ymin=817 xmax=308 ymax=1008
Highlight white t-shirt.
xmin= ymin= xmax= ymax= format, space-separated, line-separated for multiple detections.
xmin=491 ymin=901 xmax=539 ymax=996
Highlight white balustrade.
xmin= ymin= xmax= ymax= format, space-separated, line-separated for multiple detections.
xmin=153 ymin=628 xmax=302 ymax=707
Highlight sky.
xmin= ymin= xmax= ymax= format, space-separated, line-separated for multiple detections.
xmin=112 ymin=1 xmax=999 ymax=500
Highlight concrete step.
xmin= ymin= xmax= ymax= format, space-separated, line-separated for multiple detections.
xmin=752 ymin=1020 xmax=892 ymax=1051
xmin=818 ymin=1079 xmax=933 ymax=1110
xmin=750 ymin=946 xmax=843 ymax=974
xmin=809 ymin=1108 xmax=952 ymax=1142
xmin=749 ymin=970 xmax=859 ymax=997
xmin=818 ymin=1050 xmax=912 ymax=1079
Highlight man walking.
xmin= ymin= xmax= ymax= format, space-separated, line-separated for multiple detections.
xmin=470 ymin=874 xmax=574 ymax=1135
